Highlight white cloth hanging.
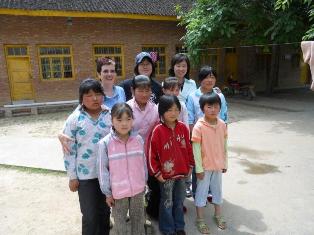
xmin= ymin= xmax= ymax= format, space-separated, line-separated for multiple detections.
xmin=301 ymin=41 xmax=314 ymax=91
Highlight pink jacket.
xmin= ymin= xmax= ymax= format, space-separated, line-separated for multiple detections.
xmin=97 ymin=130 xmax=147 ymax=199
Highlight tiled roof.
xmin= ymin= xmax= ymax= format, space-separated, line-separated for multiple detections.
xmin=0 ymin=0 xmax=192 ymax=16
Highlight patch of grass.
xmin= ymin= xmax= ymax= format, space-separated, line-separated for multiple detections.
xmin=0 ymin=164 xmax=66 ymax=176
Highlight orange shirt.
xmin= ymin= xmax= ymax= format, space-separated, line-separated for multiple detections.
xmin=191 ymin=118 xmax=227 ymax=171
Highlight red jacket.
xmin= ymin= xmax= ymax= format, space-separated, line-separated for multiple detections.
xmin=147 ymin=121 xmax=194 ymax=179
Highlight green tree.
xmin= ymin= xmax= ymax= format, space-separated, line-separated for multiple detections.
xmin=177 ymin=0 xmax=310 ymax=94
xmin=275 ymin=0 xmax=314 ymax=40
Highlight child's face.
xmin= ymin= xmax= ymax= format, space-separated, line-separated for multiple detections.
xmin=203 ymin=103 xmax=220 ymax=120
xmin=201 ymin=74 xmax=216 ymax=92
xmin=134 ymin=86 xmax=151 ymax=106
xmin=112 ymin=112 xmax=133 ymax=137
xmin=82 ymin=90 xmax=103 ymax=111
xmin=163 ymin=85 xmax=180 ymax=97
xmin=138 ymin=59 xmax=153 ymax=77
xmin=99 ymin=64 xmax=116 ymax=85
xmin=174 ymin=60 xmax=188 ymax=80
xmin=163 ymin=104 xmax=180 ymax=124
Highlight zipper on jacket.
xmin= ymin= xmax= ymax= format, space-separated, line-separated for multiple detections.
xmin=125 ymin=142 xmax=133 ymax=195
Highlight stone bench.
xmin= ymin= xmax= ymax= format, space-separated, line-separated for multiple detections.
xmin=3 ymin=100 xmax=78 ymax=117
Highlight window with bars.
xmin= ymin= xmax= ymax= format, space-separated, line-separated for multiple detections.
xmin=225 ymin=47 xmax=236 ymax=54
xmin=175 ymin=45 xmax=188 ymax=54
xmin=142 ymin=45 xmax=167 ymax=75
xmin=6 ymin=46 xmax=28 ymax=56
xmin=200 ymin=49 xmax=219 ymax=72
xmin=38 ymin=46 xmax=73 ymax=80
xmin=93 ymin=45 xmax=124 ymax=77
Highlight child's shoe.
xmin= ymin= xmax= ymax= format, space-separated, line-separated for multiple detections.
xmin=195 ymin=218 xmax=210 ymax=234
xmin=186 ymin=188 xmax=192 ymax=198
xmin=176 ymin=230 xmax=186 ymax=235
xmin=213 ymin=215 xmax=226 ymax=230
xmin=144 ymin=219 xmax=152 ymax=227
xmin=109 ymin=217 xmax=114 ymax=229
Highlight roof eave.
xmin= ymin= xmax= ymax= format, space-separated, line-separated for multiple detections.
xmin=0 ymin=8 xmax=179 ymax=21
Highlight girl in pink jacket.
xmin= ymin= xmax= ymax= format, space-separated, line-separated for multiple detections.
xmin=97 ymin=103 xmax=147 ymax=235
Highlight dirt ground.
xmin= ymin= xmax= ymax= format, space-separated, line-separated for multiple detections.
xmin=0 ymin=111 xmax=78 ymax=234
xmin=0 ymin=166 xmax=81 ymax=235
xmin=0 ymin=111 xmax=71 ymax=138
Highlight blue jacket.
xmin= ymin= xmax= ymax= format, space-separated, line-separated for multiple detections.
xmin=186 ymin=87 xmax=228 ymax=124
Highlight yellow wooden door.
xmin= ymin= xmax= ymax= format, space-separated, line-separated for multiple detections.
xmin=300 ymin=57 xmax=310 ymax=85
xmin=225 ymin=52 xmax=238 ymax=83
xmin=7 ymin=57 xmax=34 ymax=101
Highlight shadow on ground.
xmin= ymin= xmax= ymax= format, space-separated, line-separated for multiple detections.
xmin=181 ymin=199 xmax=267 ymax=235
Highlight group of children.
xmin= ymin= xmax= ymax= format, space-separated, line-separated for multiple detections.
xmin=62 ymin=55 xmax=228 ymax=235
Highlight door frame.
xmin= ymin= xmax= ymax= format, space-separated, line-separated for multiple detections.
xmin=4 ymin=44 xmax=35 ymax=102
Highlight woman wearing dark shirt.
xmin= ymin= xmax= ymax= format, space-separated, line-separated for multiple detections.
xmin=119 ymin=52 xmax=162 ymax=104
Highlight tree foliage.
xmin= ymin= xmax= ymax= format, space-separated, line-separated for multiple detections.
xmin=275 ymin=0 xmax=314 ymax=40
xmin=177 ymin=0 xmax=310 ymax=62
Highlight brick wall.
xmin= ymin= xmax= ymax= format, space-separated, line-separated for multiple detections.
xmin=0 ymin=15 xmax=185 ymax=105
xmin=0 ymin=37 xmax=12 ymax=105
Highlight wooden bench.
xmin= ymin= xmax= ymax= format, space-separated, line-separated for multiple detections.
xmin=3 ymin=100 xmax=78 ymax=117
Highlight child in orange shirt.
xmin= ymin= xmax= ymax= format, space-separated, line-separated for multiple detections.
xmin=191 ymin=92 xmax=228 ymax=234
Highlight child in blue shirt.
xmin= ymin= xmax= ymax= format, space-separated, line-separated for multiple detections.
xmin=186 ymin=66 xmax=228 ymax=127
xmin=63 ymin=78 xmax=111 ymax=235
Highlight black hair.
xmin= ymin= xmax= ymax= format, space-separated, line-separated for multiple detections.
xmin=79 ymin=78 xmax=104 ymax=104
xmin=168 ymin=53 xmax=190 ymax=79
xmin=111 ymin=102 xmax=134 ymax=119
xmin=134 ymin=56 xmax=156 ymax=78
xmin=198 ymin=66 xmax=217 ymax=83
xmin=95 ymin=57 xmax=116 ymax=74
xmin=131 ymin=75 xmax=152 ymax=90
xmin=158 ymin=95 xmax=181 ymax=118
xmin=199 ymin=92 xmax=221 ymax=112
xmin=162 ymin=77 xmax=179 ymax=90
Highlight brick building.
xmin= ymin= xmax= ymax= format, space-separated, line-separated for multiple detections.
xmin=0 ymin=0 xmax=191 ymax=106
xmin=199 ymin=45 xmax=310 ymax=92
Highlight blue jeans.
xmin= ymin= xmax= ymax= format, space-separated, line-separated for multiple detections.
xmin=159 ymin=178 xmax=186 ymax=234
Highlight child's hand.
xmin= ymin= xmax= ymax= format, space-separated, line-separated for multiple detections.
xmin=196 ymin=172 xmax=205 ymax=180
xmin=222 ymin=169 xmax=227 ymax=173
xmin=69 ymin=179 xmax=79 ymax=192
xmin=156 ymin=174 xmax=166 ymax=183
xmin=186 ymin=168 xmax=192 ymax=178
xmin=106 ymin=196 xmax=115 ymax=207
xmin=58 ymin=133 xmax=74 ymax=154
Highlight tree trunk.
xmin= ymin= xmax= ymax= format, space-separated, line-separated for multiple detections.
xmin=266 ymin=45 xmax=280 ymax=95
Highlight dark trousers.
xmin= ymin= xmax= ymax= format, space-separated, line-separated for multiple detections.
xmin=78 ymin=178 xmax=110 ymax=235
xmin=146 ymin=175 xmax=160 ymax=220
